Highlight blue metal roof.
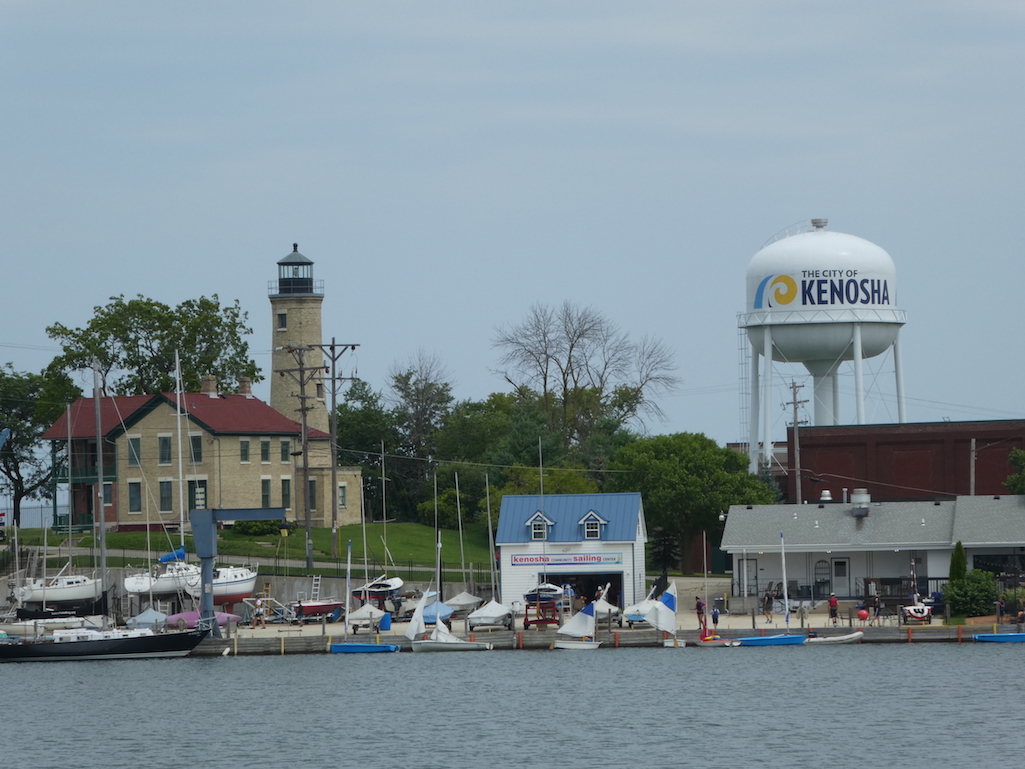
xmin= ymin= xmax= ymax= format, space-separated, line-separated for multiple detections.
xmin=495 ymin=493 xmax=643 ymax=544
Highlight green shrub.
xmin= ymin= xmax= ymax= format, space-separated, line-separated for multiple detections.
xmin=233 ymin=519 xmax=286 ymax=537
xmin=943 ymin=569 xmax=999 ymax=617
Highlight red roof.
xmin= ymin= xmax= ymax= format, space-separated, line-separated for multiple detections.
xmin=42 ymin=393 xmax=328 ymax=440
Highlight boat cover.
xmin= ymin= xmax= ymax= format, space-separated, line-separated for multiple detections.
xmin=126 ymin=607 xmax=168 ymax=631
xmin=159 ymin=548 xmax=187 ymax=563
xmin=445 ymin=592 xmax=483 ymax=612
xmin=467 ymin=600 xmax=512 ymax=623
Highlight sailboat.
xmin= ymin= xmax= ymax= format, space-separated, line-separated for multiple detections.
xmin=330 ymin=540 xmax=399 ymax=654
xmin=736 ymin=532 xmax=805 ymax=647
xmin=554 ymin=602 xmax=601 ymax=650
xmin=642 ymin=581 xmax=691 ymax=648
xmin=123 ymin=549 xmax=200 ymax=596
xmin=406 ymin=587 xmax=492 ymax=652
xmin=0 ymin=362 xmax=208 ymax=662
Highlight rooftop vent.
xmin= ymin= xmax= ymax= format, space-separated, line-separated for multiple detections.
xmin=820 ymin=489 xmax=833 ymax=502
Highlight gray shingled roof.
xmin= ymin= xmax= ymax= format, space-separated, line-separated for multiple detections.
xmin=721 ymin=499 xmax=957 ymax=553
xmin=951 ymin=495 xmax=1025 ymax=547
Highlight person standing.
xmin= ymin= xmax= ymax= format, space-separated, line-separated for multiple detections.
xmin=828 ymin=593 xmax=839 ymax=627
xmin=762 ymin=586 xmax=774 ymax=623
xmin=254 ymin=595 xmax=267 ymax=629
xmin=711 ymin=605 xmax=720 ymax=630
xmin=695 ymin=597 xmax=706 ymax=630
xmin=869 ymin=592 xmax=882 ymax=626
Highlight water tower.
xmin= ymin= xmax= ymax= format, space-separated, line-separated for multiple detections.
xmin=741 ymin=219 xmax=907 ymax=471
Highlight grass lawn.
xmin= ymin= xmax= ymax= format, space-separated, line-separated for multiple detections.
xmin=15 ymin=520 xmax=496 ymax=571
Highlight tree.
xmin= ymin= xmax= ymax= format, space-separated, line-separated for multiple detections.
xmin=943 ymin=569 xmax=999 ymax=617
xmin=0 ymin=364 xmax=82 ymax=527
xmin=333 ymin=379 xmax=400 ymax=521
xmin=1005 ymin=449 xmax=1025 ymax=494
xmin=47 ymin=294 xmax=261 ymax=395
xmin=385 ymin=352 xmax=454 ymax=521
xmin=605 ymin=433 xmax=776 ymax=572
xmin=949 ymin=541 xmax=967 ymax=582
xmin=493 ymin=302 xmax=678 ymax=455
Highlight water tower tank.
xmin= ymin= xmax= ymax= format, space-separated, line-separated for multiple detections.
xmin=741 ymin=220 xmax=907 ymax=467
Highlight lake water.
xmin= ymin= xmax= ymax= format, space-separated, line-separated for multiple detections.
xmin=3 ymin=644 xmax=1023 ymax=769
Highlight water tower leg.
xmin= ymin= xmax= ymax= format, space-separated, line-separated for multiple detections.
xmin=761 ymin=326 xmax=773 ymax=470
xmin=748 ymin=343 xmax=761 ymax=472
xmin=832 ymin=373 xmax=840 ymax=425
xmin=893 ymin=332 xmax=907 ymax=423
xmin=853 ymin=324 xmax=865 ymax=424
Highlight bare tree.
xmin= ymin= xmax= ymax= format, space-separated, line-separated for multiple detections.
xmin=493 ymin=302 xmax=679 ymax=448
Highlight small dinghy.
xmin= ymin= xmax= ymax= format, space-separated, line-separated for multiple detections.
xmin=805 ymin=630 xmax=864 ymax=645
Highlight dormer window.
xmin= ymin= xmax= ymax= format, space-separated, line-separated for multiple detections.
xmin=527 ymin=511 xmax=554 ymax=541
xmin=579 ymin=510 xmax=607 ymax=540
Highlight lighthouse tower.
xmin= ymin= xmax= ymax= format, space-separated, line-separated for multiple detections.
xmin=269 ymin=244 xmax=328 ymax=434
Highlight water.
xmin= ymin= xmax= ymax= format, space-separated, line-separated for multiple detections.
xmin=3 ymin=644 xmax=1024 ymax=769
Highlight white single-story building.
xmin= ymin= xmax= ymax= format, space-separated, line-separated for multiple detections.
xmin=720 ymin=491 xmax=1025 ymax=602
xmin=495 ymin=492 xmax=647 ymax=610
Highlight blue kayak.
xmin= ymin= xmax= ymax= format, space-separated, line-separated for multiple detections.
xmin=330 ymin=643 xmax=400 ymax=654
xmin=737 ymin=634 xmax=806 ymax=646
xmin=973 ymin=633 xmax=1025 ymax=643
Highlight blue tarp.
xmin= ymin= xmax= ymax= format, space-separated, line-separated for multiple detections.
xmin=159 ymin=547 xmax=186 ymax=563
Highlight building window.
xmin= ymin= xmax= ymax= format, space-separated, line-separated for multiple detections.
xmin=308 ymin=478 xmax=317 ymax=511
xmin=127 ymin=437 xmax=141 ymax=467
xmin=190 ymin=435 xmax=203 ymax=464
xmin=261 ymin=479 xmax=271 ymax=508
xmin=316 ymin=382 xmax=324 ymax=399
xmin=281 ymin=478 xmax=291 ymax=510
xmin=159 ymin=481 xmax=173 ymax=512
xmin=158 ymin=436 xmax=172 ymax=465
xmin=128 ymin=482 xmax=142 ymax=513
xmin=584 ymin=520 xmax=601 ymax=539
xmin=280 ymin=439 xmax=291 ymax=463
xmin=277 ymin=312 xmax=287 ymax=331
xmin=188 ymin=480 xmax=207 ymax=510
xmin=261 ymin=439 xmax=271 ymax=463
xmin=239 ymin=438 xmax=250 ymax=463
xmin=532 ymin=522 xmax=547 ymax=541
xmin=103 ymin=482 xmax=113 ymax=506
xmin=338 ymin=483 xmax=347 ymax=508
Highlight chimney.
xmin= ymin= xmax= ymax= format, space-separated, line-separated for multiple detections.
xmin=200 ymin=375 xmax=218 ymax=398
xmin=238 ymin=377 xmax=253 ymax=398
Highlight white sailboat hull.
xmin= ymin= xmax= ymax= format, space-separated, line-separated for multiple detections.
xmin=124 ymin=562 xmax=201 ymax=595
xmin=411 ymin=639 xmax=493 ymax=652
xmin=553 ymin=639 xmax=601 ymax=650
xmin=16 ymin=575 xmax=101 ymax=604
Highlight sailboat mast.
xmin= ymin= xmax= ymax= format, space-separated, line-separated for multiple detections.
xmin=174 ymin=350 xmax=186 ymax=552
xmin=455 ymin=472 xmax=466 ymax=588
xmin=485 ymin=474 xmax=497 ymax=602
xmin=92 ymin=359 xmax=108 ymax=629
xmin=343 ymin=540 xmax=352 ymax=642
xmin=780 ymin=531 xmax=790 ymax=632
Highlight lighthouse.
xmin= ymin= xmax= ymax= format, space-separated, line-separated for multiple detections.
xmin=269 ymin=244 xmax=328 ymax=434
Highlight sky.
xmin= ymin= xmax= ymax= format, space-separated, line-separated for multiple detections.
xmin=2 ymin=1 xmax=1024 ymax=451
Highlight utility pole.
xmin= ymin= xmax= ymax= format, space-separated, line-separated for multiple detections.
xmin=308 ymin=339 xmax=359 ymax=560
xmin=788 ymin=380 xmax=809 ymax=504
xmin=276 ymin=345 xmax=320 ymax=569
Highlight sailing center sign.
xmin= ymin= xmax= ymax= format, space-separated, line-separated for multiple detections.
xmin=510 ymin=553 xmax=623 ymax=566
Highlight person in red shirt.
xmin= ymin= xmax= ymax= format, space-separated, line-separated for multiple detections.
xmin=828 ymin=593 xmax=839 ymax=627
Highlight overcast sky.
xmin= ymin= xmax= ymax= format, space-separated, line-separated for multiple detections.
xmin=2 ymin=1 xmax=1023 ymax=450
